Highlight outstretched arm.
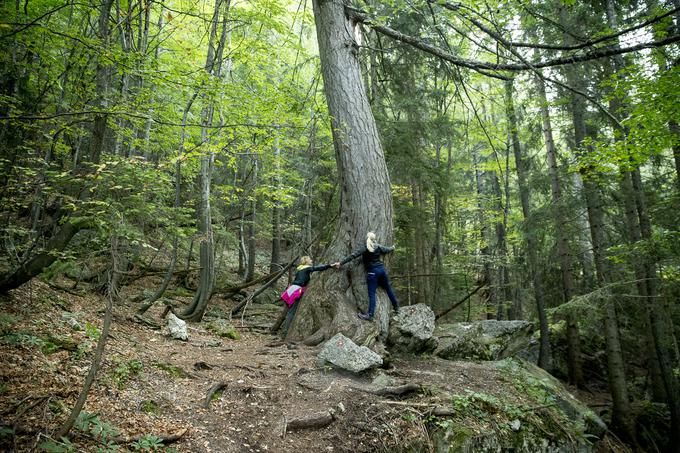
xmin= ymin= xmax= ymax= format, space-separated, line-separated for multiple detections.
xmin=309 ymin=264 xmax=331 ymax=273
xmin=337 ymin=246 xmax=367 ymax=266
xmin=378 ymin=244 xmax=395 ymax=254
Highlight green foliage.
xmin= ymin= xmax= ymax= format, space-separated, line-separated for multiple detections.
xmin=139 ymin=400 xmax=162 ymax=415
xmin=85 ymin=322 xmax=101 ymax=341
xmin=131 ymin=435 xmax=164 ymax=451
xmin=0 ymin=313 xmax=19 ymax=334
xmin=74 ymin=412 xmax=119 ymax=446
xmin=153 ymin=362 xmax=190 ymax=379
xmin=39 ymin=437 xmax=78 ymax=453
xmin=110 ymin=359 xmax=144 ymax=389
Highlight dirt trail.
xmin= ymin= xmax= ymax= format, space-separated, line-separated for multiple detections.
xmin=0 ymin=280 xmax=608 ymax=452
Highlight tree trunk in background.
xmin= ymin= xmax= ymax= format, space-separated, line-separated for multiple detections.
xmin=559 ymin=5 xmax=634 ymax=438
xmin=270 ymin=137 xmax=282 ymax=272
xmin=181 ymin=0 xmax=230 ymax=321
xmin=472 ymin=144 xmax=493 ymax=319
xmin=288 ymin=0 xmax=394 ymax=346
xmin=489 ymin=170 xmax=509 ymax=320
xmin=606 ymin=2 xmax=680 ymax=441
xmin=506 ymin=78 xmax=551 ymax=370
xmin=536 ymin=70 xmax=581 ymax=382
xmin=433 ymin=141 xmax=452 ymax=304
xmin=411 ymin=180 xmax=429 ymax=305
xmin=245 ymin=157 xmax=258 ymax=282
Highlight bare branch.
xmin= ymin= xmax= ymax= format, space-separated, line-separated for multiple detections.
xmin=347 ymin=7 xmax=680 ymax=73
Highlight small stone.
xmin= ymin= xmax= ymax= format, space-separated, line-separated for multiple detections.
xmin=510 ymin=419 xmax=521 ymax=431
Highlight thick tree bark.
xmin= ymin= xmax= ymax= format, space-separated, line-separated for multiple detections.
xmin=288 ymin=0 xmax=394 ymax=345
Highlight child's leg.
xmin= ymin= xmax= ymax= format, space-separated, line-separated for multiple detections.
xmin=282 ymin=301 xmax=299 ymax=335
xmin=270 ymin=300 xmax=289 ymax=333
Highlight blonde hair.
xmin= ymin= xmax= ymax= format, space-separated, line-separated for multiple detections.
xmin=366 ymin=232 xmax=377 ymax=253
xmin=299 ymin=256 xmax=313 ymax=266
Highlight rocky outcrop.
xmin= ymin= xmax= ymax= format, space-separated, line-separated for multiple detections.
xmin=317 ymin=333 xmax=383 ymax=373
xmin=424 ymin=359 xmax=607 ymax=452
xmin=387 ymin=304 xmax=437 ymax=353
xmin=434 ymin=320 xmax=534 ymax=361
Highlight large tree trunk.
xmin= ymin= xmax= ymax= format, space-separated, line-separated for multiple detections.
xmin=288 ymin=0 xmax=394 ymax=345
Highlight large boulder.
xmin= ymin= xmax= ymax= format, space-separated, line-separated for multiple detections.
xmin=387 ymin=304 xmax=437 ymax=353
xmin=317 ymin=333 xmax=383 ymax=373
xmin=434 ymin=320 xmax=534 ymax=361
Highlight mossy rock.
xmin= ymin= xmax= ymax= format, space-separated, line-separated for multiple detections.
xmin=206 ymin=319 xmax=240 ymax=340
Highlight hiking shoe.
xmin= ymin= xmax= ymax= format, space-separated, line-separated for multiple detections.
xmin=357 ymin=312 xmax=373 ymax=321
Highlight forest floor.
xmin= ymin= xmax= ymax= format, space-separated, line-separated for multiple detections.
xmin=0 ymin=278 xmax=617 ymax=453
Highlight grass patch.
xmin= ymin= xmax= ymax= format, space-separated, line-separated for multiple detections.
xmin=153 ymin=362 xmax=191 ymax=378
xmin=139 ymin=399 xmax=162 ymax=415
xmin=110 ymin=359 xmax=144 ymax=389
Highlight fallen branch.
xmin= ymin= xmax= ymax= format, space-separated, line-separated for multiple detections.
xmin=212 ymin=270 xmax=281 ymax=297
xmin=112 ymin=428 xmax=188 ymax=445
xmin=131 ymin=314 xmax=161 ymax=330
xmin=203 ymin=383 xmax=228 ymax=408
xmin=435 ymin=284 xmax=484 ymax=320
xmin=232 ymin=257 xmax=298 ymax=317
xmin=284 ymin=410 xmax=335 ymax=433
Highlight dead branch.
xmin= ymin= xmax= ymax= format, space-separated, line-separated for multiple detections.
xmin=231 ymin=257 xmax=298 ymax=317
xmin=284 ymin=410 xmax=336 ymax=433
xmin=435 ymin=284 xmax=484 ymax=320
xmin=131 ymin=314 xmax=161 ymax=330
xmin=112 ymin=427 xmax=188 ymax=445
xmin=212 ymin=269 xmax=281 ymax=297
xmin=203 ymin=383 xmax=228 ymax=408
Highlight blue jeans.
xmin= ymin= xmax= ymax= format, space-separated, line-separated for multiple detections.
xmin=366 ymin=265 xmax=399 ymax=317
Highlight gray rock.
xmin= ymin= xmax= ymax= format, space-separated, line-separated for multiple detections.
xmin=166 ymin=313 xmax=188 ymax=341
xmin=387 ymin=304 xmax=437 ymax=353
xmin=434 ymin=320 xmax=534 ymax=361
xmin=317 ymin=333 xmax=383 ymax=373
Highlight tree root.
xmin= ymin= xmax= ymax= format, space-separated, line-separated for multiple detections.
xmin=361 ymin=383 xmax=421 ymax=397
xmin=203 ymin=383 xmax=228 ymax=408
xmin=283 ymin=410 xmax=336 ymax=434
xmin=131 ymin=314 xmax=161 ymax=330
xmin=112 ymin=427 xmax=188 ymax=445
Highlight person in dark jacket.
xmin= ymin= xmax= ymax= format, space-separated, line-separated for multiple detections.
xmin=276 ymin=256 xmax=331 ymax=335
xmin=333 ymin=231 xmax=399 ymax=321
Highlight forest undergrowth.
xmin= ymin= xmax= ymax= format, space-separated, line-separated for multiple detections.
xmin=0 ymin=277 xmax=628 ymax=453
